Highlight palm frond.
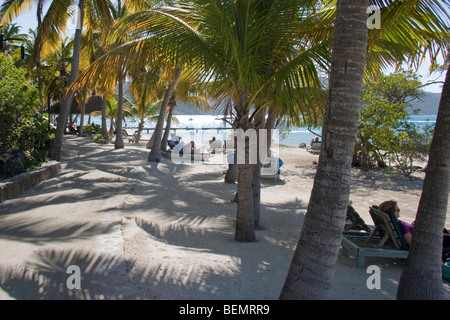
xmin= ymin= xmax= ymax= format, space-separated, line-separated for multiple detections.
xmin=0 ymin=0 xmax=34 ymax=25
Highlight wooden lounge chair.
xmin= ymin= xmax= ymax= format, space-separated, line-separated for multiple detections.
xmin=341 ymin=205 xmax=409 ymax=268
xmin=345 ymin=205 xmax=372 ymax=233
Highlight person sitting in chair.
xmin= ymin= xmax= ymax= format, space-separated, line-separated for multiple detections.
xmin=379 ymin=200 xmax=450 ymax=251
xmin=310 ymin=136 xmax=320 ymax=147
xmin=167 ymin=134 xmax=181 ymax=149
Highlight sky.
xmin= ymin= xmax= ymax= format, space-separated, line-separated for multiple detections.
xmin=8 ymin=3 xmax=447 ymax=94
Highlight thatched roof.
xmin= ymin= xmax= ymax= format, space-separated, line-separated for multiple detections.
xmin=49 ymin=95 xmax=104 ymax=115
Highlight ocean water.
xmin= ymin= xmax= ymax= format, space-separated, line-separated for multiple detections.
xmin=78 ymin=114 xmax=436 ymax=148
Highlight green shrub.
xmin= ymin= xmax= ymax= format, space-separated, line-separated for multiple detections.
xmin=354 ymin=70 xmax=433 ymax=175
xmin=18 ymin=113 xmax=56 ymax=164
xmin=0 ymin=53 xmax=53 ymax=168
xmin=83 ymin=123 xmax=102 ymax=135
xmin=93 ymin=134 xmax=111 ymax=144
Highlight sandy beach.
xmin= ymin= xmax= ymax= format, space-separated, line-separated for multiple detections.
xmin=0 ymin=135 xmax=448 ymax=300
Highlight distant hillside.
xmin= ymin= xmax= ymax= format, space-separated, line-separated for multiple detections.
xmin=172 ymin=101 xmax=215 ymax=115
xmin=408 ymin=91 xmax=441 ymax=115
xmin=173 ymin=91 xmax=443 ymax=116
xmin=123 ymin=81 xmax=441 ymax=116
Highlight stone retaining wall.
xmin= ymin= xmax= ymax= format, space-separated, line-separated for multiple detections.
xmin=0 ymin=161 xmax=62 ymax=204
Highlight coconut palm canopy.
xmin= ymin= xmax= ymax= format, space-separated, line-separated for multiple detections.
xmin=71 ymin=0 xmax=449 ymax=127
xmin=64 ymin=0 xmax=449 ymax=242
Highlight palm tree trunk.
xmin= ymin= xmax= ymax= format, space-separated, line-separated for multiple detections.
xmin=235 ymin=161 xmax=255 ymax=242
xmin=49 ymin=0 xmax=85 ymax=161
xmin=109 ymin=121 xmax=115 ymax=136
xmin=252 ymin=163 xmax=261 ymax=229
xmin=79 ymin=86 xmax=87 ymax=136
xmin=252 ymin=109 xmax=266 ymax=230
xmin=265 ymin=107 xmax=277 ymax=152
xmin=397 ymin=54 xmax=450 ymax=300
xmin=225 ymin=151 xmax=238 ymax=183
xmin=279 ymin=0 xmax=368 ymax=300
xmin=35 ymin=0 xmax=44 ymax=108
xmin=115 ymin=73 xmax=125 ymax=149
xmin=148 ymin=67 xmax=181 ymax=162
xmin=161 ymin=95 xmax=177 ymax=151
xmin=137 ymin=117 xmax=145 ymax=143
xmin=234 ymin=97 xmax=255 ymax=242
xmin=101 ymin=95 xmax=108 ymax=136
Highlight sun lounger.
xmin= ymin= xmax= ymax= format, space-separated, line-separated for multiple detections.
xmin=261 ymin=157 xmax=281 ymax=179
xmin=341 ymin=205 xmax=409 ymax=268
xmin=122 ymin=130 xmax=138 ymax=143
xmin=345 ymin=205 xmax=372 ymax=233
xmin=307 ymin=142 xmax=321 ymax=154
xmin=164 ymin=143 xmax=210 ymax=163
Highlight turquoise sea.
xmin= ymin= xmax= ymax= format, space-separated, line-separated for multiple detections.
xmin=79 ymin=114 xmax=437 ymax=148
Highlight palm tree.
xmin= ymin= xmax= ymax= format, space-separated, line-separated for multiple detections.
xmin=148 ymin=67 xmax=182 ymax=161
xmin=109 ymin=1 xmax=329 ymax=241
xmin=160 ymin=73 xmax=211 ymax=151
xmin=397 ymin=49 xmax=450 ymax=300
xmin=75 ymin=0 xmax=326 ymax=242
xmin=0 ymin=0 xmax=48 ymax=104
xmin=90 ymin=96 xmax=127 ymax=135
xmin=279 ymin=0 xmax=449 ymax=299
xmin=127 ymin=65 xmax=166 ymax=143
xmin=279 ymin=0 xmax=370 ymax=300
xmin=40 ymin=36 xmax=73 ymax=121
xmin=47 ymin=0 xmax=85 ymax=160
xmin=0 ymin=23 xmax=27 ymax=53
xmin=106 ymin=0 xmax=130 ymax=150
xmin=124 ymin=100 xmax=160 ymax=143
xmin=11 ymin=0 xmax=116 ymax=160
xmin=41 ymin=37 xmax=73 ymax=82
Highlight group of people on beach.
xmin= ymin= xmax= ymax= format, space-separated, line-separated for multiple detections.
xmin=167 ymin=134 xmax=200 ymax=155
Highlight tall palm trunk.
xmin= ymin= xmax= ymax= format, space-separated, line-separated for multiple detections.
xmin=36 ymin=0 xmax=44 ymax=107
xmin=236 ymin=162 xmax=255 ymax=241
xmin=279 ymin=0 xmax=368 ymax=300
xmin=252 ymin=109 xmax=266 ymax=229
xmin=234 ymin=95 xmax=255 ymax=242
xmin=265 ymin=107 xmax=277 ymax=152
xmin=136 ymin=117 xmax=145 ymax=143
xmin=49 ymin=0 xmax=85 ymax=161
xmin=225 ymin=154 xmax=238 ymax=183
xmin=397 ymin=53 xmax=450 ymax=300
xmin=101 ymin=95 xmax=108 ymax=136
xmin=161 ymin=94 xmax=177 ymax=151
xmin=148 ymin=68 xmax=182 ymax=162
xmin=252 ymin=163 xmax=261 ymax=229
xmin=79 ymin=86 xmax=87 ymax=136
xmin=115 ymin=73 xmax=125 ymax=149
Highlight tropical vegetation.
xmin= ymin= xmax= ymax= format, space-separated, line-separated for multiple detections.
xmin=1 ymin=0 xmax=449 ymax=300
xmin=0 ymin=53 xmax=54 ymax=176
xmin=355 ymin=70 xmax=434 ymax=175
